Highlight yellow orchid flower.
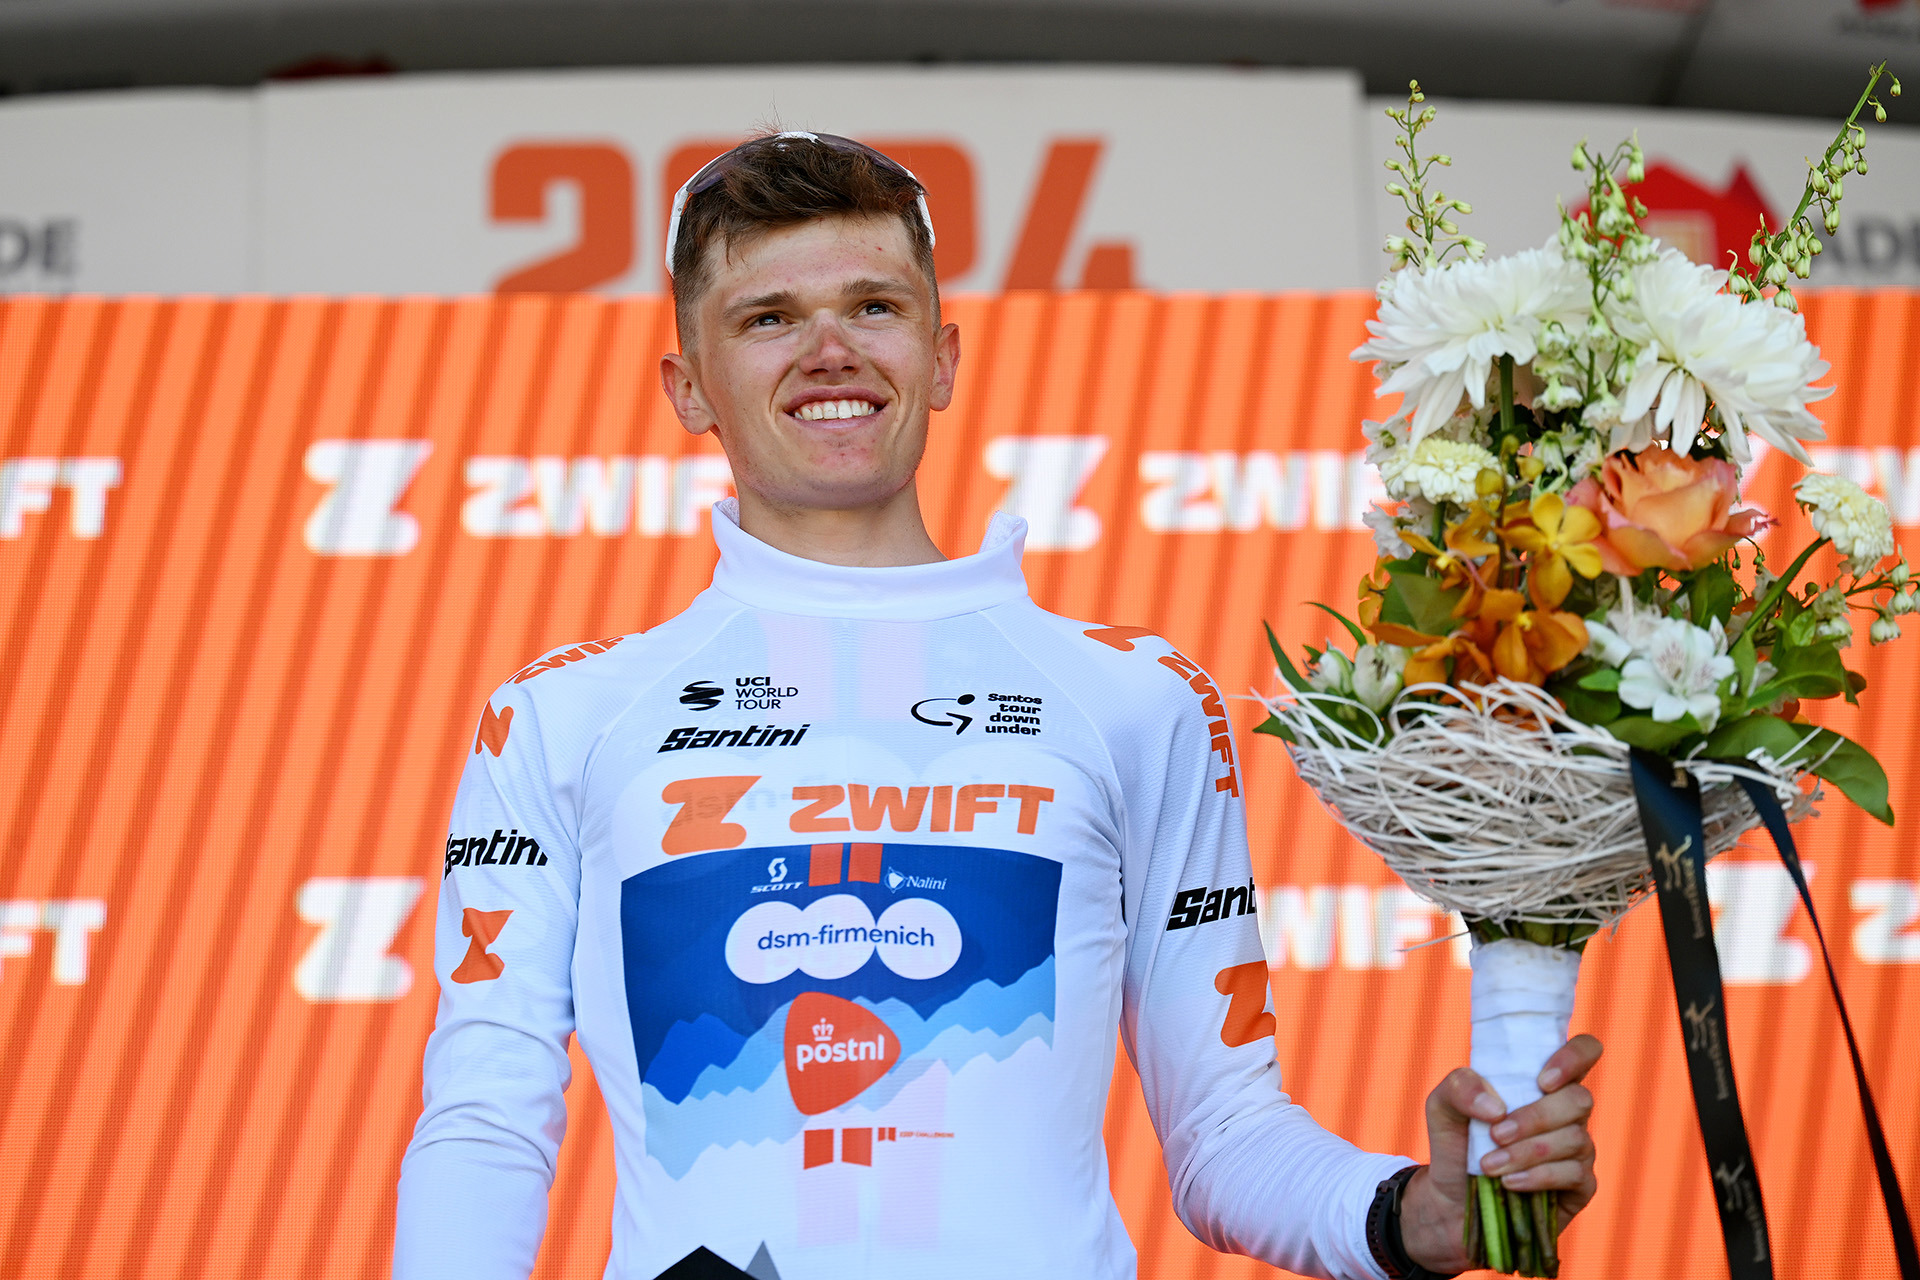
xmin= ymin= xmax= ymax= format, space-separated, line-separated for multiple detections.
xmin=1402 ymin=507 xmax=1502 ymax=618
xmin=1502 ymin=491 xmax=1605 ymax=611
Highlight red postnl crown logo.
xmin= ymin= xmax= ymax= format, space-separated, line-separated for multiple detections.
xmin=785 ymin=992 xmax=899 ymax=1116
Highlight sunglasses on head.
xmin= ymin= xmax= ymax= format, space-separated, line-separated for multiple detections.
xmin=663 ymin=131 xmax=937 ymax=276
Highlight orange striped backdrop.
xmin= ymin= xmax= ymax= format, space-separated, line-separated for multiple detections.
xmin=0 ymin=291 xmax=1915 ymax=1279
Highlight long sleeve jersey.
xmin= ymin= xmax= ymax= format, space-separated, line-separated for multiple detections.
xmin=394 ymin=501 xmax=1411 ymax=1280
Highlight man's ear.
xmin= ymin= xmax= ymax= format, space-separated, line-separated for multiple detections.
xmin=928 ymin=322 xmax=962 ymax=413
xmin=659 ymin=351 xmax=718 ymax=436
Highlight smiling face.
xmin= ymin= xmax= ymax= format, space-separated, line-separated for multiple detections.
xmin=661 ymin=213 xmax=959 ymax=524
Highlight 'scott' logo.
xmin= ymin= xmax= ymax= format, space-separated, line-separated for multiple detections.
xmin=785 ymin=991 xmax=901 ymax=1115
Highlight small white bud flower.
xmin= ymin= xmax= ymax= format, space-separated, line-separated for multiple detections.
xmin=1870 ymin=615 xmax=1901 ymax=645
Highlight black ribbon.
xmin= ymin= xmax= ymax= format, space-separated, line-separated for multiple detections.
xmin=1628 ymin=748 xmax=1919 ymax=1280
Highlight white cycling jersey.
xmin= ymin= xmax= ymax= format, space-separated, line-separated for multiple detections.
xmin=394 ymin=500 xmax=1410 ymax=1280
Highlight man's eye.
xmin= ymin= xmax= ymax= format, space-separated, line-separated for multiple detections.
xmin=752 ymin=314 xmax=784 ymax=327
xmin=861 ymin=301 xmax=894 ymax=316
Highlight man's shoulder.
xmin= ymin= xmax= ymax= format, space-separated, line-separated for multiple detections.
xmin=994 ymin=601 xmax=1217 ymax=717
xmin=486 ymin=597 xmax=737 ymax=724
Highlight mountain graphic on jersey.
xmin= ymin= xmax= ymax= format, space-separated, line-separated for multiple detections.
xmin=620 ymin=840 xmax=1060 ymax=1179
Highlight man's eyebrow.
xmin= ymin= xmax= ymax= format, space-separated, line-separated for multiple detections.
xmin=724 ymin=289 xmax=799 ymax=318
xmin=842 ymin=276 xmax=916 ymax=299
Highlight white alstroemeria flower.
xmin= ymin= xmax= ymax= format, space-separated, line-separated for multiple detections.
xmin=1308 ymin=648 xmax=1354 ymax=695
xmin=1617 ymin=616 xmax=1736 ymax=730
xmin=1377 ymin=436 xmax=1500 ymax=505
xmin=1354 ymin=245 xmax=1590 ymax=445
xmin=1583 ymin=586 xmax=1665 ymax=667
xmin=1352 ymin=644 xmax=1410 ymax=711
xmin=1611 ymin=250 xmax=1831 ymax=464
xmin=1796 ymin=472 xmax=1897 ymax=573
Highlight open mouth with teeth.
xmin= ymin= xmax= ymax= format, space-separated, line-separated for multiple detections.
xmin=791 ymin=398 xmax=884 ymax=423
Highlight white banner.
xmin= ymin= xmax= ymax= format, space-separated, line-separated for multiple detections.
xmin=5 ymin=66 xmax=1920 ymax=296
xmin=0 ymin=89 xmax=251 ymax=295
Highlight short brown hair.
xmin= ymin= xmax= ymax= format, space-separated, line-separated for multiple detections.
xmin=670 ymin=134 xmax=938 ymax=338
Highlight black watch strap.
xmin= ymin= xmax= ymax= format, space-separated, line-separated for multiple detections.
xmin=1365 ymin=1165 xmax=1455 ymax=1280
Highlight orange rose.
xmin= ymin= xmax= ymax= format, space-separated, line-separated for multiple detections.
xmin=1567 ymin=444 xmax=1771 ymax=576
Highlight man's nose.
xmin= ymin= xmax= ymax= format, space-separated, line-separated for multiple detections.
xmin=796 ymin=311 xmax=860 ymax=373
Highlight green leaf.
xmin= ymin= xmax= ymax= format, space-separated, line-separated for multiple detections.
xmin=1560 ymin=684 xmax=1622 ymax=725
xmin=1381 ymin=562 xmax=1466 ymax=637
xmin=1689 ymin=563 xmax=1739 ymax=628
xmin=1754 ymin=641 xmax=1849 ymax=704
xmin=1785 ymin=605 xmax=1822 ymax=650
xmin=1253 ymin=712 xmax=1297 ymax=743
xmin=1577 ymin=668 xmax=1621 ymax=691
xmin=1703 ymin=711 xmax=1807 ymax=760
xmin=1704 ymin=716 xmax=1894 ymax=825
xmin=1307 ymin=602 xmax=1370 ymax=649
xmin=1804 ymin=729 xmax=1893 ymax=825
xmin=1604 ymin=715 xmax=1703 ymax=751
xmin=1729 ymin=629 xmax=1757 ymax=708
xmin=1264 ymin=621 xmax=1313 ymax=694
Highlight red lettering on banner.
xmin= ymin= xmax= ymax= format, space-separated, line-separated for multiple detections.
xmin=473 ymin=703 xmax=513 ymax=757
xmin=452 ymin=908 xmax=512 ymax=984
xmin=661 ymin=776 xmax=759 ymax=855
xmin=1003 ymin=139 xmax=1103 ymax=290
xmin=1214 ymin=960 xmax=1277 ymax=1049
xmin=491 ymin=143 xmax=636 ymax=293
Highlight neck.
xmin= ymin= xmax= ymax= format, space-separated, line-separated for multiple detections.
xmin=732 ymin=481 xmax=946 ymax=567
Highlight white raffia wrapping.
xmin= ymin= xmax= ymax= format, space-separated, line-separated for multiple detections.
xmin=1261 ymin=677 xmax=1817 ymax=928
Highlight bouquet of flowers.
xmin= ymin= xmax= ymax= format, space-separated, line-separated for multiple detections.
xmin=1258 ymin=67 xmax=1907 ymax=1277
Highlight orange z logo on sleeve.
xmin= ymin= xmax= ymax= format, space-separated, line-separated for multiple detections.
xmin=661 ymin=776 xmax=761 ymax=855
xmin=452 ymin=907 xmax=513 ymax=984
xmin=474 ymin=702 xmax=513 ymax=756
xmin=1214 ymin=960 xmax=1277 ymax=1049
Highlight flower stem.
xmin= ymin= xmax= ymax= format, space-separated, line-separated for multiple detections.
xmin=1476 ymin=1174 xmax=1510 ymax=1273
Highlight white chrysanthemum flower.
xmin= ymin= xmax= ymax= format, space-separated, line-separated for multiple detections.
xmin=1796 ymin=472 xmax=1896 ymax=572
xmin=1617 ymin=616 xmax=1735 ymax=730
xmin=1377 ymin=436 xmax=1499 ymax=505
xmin=1611 ymin=249 xmax=1832 ymax=464
xmin=1354 ymin=245 xmax=1590 ymax=444
xmin=1352 ymin=644 xmax=1410 ymax=711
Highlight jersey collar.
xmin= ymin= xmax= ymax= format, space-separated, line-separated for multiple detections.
xmin=707 ymin=499 xmax=1031 ymax=621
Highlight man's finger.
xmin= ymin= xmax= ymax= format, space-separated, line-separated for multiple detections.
xmin=1489 ymin=1084 xmax=1593 ymax=1146
xmin=1480 ymin=1122 xmax=1594 ymax=1177
xmin=1491 ymin=1157 xmax=1593 ymax=1192
xmin=1427 ymin=1066 xmax=1506 ymax=1129
xmin=1537 ymin=1032 xmax=1603 ymax=1091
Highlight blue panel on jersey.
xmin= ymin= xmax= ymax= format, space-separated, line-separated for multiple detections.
xmin=621 ymin=841 xmax=1061 ymax=1107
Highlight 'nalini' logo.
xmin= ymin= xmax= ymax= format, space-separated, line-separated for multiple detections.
xmin=784 ymin=991 xmax=900 ymax=1115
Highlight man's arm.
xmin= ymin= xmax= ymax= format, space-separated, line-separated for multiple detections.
xmin=393 ymin=681 xmax=581 ymax=1280
xmin=1117 ymin=648 xmax=1411 ymax=1278
xmin=1120 ymin=646 xmax=1600 ymax=1278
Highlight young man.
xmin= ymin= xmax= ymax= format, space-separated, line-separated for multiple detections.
xmin=395 ymin=133 xmax=1601 ymax=1280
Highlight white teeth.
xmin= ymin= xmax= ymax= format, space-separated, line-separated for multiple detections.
xmin=795 ymin=398 xmax=879 ymax=421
